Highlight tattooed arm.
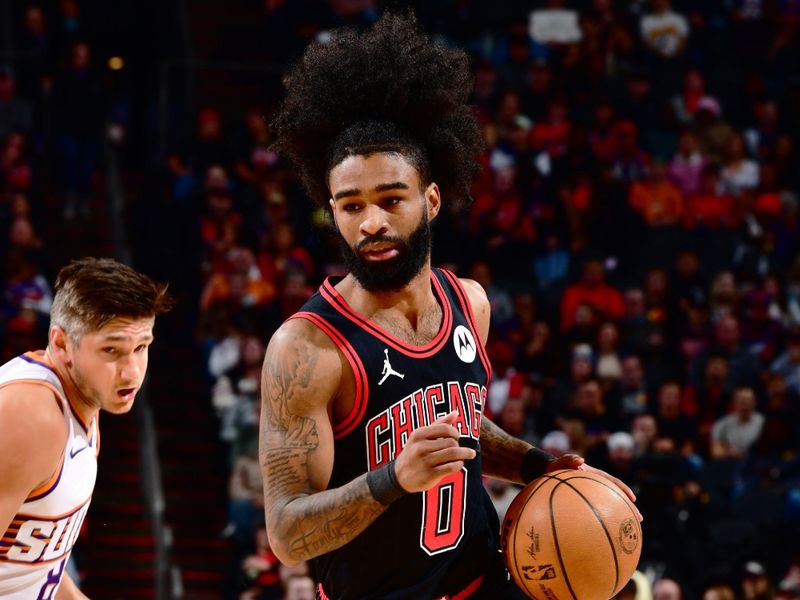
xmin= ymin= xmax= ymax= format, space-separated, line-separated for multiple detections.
xmin=260 ymin=319 xmax=475 ymax=565
xmin=259 ymin=319 xmax=387 ymax=566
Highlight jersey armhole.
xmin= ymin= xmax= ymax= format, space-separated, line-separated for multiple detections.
xmin=289 ymin=312 xmax=370 ymax=439
xmin=437 ymin=269 xmax=493 ymax=383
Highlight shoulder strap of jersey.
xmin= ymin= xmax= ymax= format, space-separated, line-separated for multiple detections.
xmin=433 ymin=268 xmax=492 ymax=381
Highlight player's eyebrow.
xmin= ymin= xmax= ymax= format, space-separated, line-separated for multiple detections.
xmin=101 ymin=333 xmax=155 ymax=343
xmin=334 ymin=181 xmax=409 ymax=200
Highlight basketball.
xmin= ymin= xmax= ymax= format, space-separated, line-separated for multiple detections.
xmin=501 ymin=469 xmax=642 ymax=600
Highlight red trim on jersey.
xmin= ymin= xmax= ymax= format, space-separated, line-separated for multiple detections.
xmin=290 ymin=312 xmax=368 ymax=440
xmin=439 ymin=270 xmax=492 ymax=382
xmin=319 ymin=272 xmax=453 ymax=358
xmin=447 ymin=575 xmax=485 ymax=599
xmin=317 ymin=583 xmax=330 ymax=600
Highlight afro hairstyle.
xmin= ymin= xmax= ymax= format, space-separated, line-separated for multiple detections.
xmin=271 ymin=12 xmax=484 ymax=208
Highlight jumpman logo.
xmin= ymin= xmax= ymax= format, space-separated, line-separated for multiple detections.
xmin=378 ymin=348 xmax=404 ymax=386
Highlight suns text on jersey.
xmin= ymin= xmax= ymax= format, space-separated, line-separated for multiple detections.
xmin=1 ymin=501 xmax=89 ymax=565
xmin=365 ymin=381 xmax=486 ymax=470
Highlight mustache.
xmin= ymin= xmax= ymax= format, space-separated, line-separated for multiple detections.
xmin=356 ymin=234 xmax=404 ymax=252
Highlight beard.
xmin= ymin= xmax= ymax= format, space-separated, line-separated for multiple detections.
xmin=338 ymin=208 xmax=431 ymax=292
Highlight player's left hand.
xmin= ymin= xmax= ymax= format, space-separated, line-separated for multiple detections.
xmin=546 ymin=454 xmax=642 ymax=521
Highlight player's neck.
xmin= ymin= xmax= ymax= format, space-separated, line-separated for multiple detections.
xmin=45 ymin=347 xmax=100 ymax=423
xmin=343 ymin=263 xmax=437 ymax=322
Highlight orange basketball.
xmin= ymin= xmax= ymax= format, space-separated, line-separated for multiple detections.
xmin=501 ymin=469 xmax=642 ymax=600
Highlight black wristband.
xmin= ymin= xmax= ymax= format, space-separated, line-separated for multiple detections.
xmin=521 ymin=447 xmax=556 ymax=484
xmin=366 ymin=461 xmax=408 ymax=505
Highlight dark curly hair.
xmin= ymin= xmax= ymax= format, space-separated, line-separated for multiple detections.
xmin=271 ymin=12 xmax=484 ymax=208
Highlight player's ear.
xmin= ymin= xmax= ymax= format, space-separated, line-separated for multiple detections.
xmin=329 ymin=198 xmax=338 ymax=226
xmin=425 ymin=183 xmax=441 ymax=221
xmin=49 ymin=325 xmax=72 ymax=364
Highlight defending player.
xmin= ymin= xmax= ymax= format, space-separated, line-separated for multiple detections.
xmin=259 ymin=13 xmax=639 ymax=599
xmin=0 ymin=258 xmax=172 ymax=598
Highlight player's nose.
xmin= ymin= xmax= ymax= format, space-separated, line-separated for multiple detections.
xmin=359 ymin=204 xmax=389 ymax=237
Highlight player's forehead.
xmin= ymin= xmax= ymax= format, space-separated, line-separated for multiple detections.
xmin=328 ymin=152 xmax=422 ymax=197
xmin=84 ymin=316 xmax=155 ymax=343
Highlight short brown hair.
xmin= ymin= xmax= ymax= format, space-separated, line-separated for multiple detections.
xmin=51 ymin=257 xmax=174 ymax=340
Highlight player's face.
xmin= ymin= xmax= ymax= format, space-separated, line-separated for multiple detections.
xmin=328 ymin=152 xmax=440 ymax=292
xmin=66 ymin=316 xmax=155 ymax=415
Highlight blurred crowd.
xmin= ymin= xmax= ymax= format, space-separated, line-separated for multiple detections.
xmin=5 ymin=1 xmax=800 ymax=599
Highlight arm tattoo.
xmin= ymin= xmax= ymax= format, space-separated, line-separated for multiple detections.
xmin=259 ymin=339 xmax=387 ymax=563
xmin=480 ymin=418 xmax=533 ymax=484
xmin=260 ymin=342 xmax=319 ymax=501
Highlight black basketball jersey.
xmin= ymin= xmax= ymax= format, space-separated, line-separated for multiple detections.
xmin=291 ymin=268 xmax=502 ymax=600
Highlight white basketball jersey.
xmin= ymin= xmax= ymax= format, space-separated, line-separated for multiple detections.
xmin=0 ymin=351 xmax=99 ymax=599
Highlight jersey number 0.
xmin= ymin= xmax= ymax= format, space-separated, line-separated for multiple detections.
xmin=420 ymin=468 xmax=467 ymax=555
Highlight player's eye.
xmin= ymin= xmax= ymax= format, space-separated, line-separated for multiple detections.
xmin=342 ymin=203 xmax=362 ymax=212
xmin=102 ymin=347 xmax=118 ymax=355
xmin=135 ymin=344 xmax=148 ymax=352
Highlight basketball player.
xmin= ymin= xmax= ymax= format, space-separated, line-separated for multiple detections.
xmin=0 ymin=258 xmax=172 ymax=598
xmin=259 ymin=14 xmax=639 ymax=599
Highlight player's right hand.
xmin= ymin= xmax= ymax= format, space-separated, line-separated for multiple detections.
xmin=394 ymin=411 xmax=476 ymax=493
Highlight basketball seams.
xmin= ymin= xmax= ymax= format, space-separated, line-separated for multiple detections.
xmin=548 ymin=483 xmax=579 ymax=600
xmin=550 ymin=473 xmax=620 ymax=597
xmin=550 ymin=472 xmax=642 ymax=533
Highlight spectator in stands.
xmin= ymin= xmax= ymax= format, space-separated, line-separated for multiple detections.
xmin=740 ymin=290 xmax=783 ymax=364
xmin=654 ymin=381 xmax=695 ymax=453
xmin=52 ymin=40 xmax=101 ymax=219
xmin=211 ymin=333 xmax=264 ymax=452
xmin=683 ymin=164 xmax=740 ymax=230
xmin=561 ymin=258 xmax=625 ymax=331
xmin=234 ymin=108 xmax=280 ymax=185
xmin=0 ymin=131 xmax=32 ymax=194
xmin=631 ymin=413 xmax=658 ymax=457
xmin=610 ymin=120 xmax=649 ymax=184
xmin=589 ymin=98 xmax=618 ymax=165
xmin=603 ymin=431 xmax=637 ymax=481
xmin=497 ymin=396 xmax=538 ymax=446
xmin=703 ymin=585 xmax=735 ymax=600
xmin=572 ymin=379 xmax=614 ymax=448
xmin=615 ymin=355 xmax=649 ymax=424
xmin=629 ymin=161 xmax=684 ymax=227
xmin=745 ymin=99 xmax=781 ymax=160
xmin=226 ymin=433 xmax=265 ymax=551
xmin=741 ymin=561 xmax=774 ymax=600
xmin=0 ymin=71 xmax=32 ymax=139
xmin=486 ymin=339 xmax=522 ymax=417
xmin=640 ymin=0 xmax=689 ymax=59
xmin=530 ymin=98 xmax=571 ymax=159
xmin=200 ymin=247 xmax=276 ymax=314
xmin=283 ymin=574 xmax=315 ymax=600
xmin=468 ymin=260 xmax=514 ymax=331
xmin=653 ymin=577 xmax=683 ymax=600
xmin=693 ymin=314 xmax=761 ymax=393
xmin=721 ymin=133 xmax=760 ymax=198
xmin=672 ymin=69 xmax=707 ymax=126
xmin=239 ymin=529 xmax=283 ymax=600
xmin=710 ymin=386 xmax=764 ymax=459
xmin=668 ymin=129 xmax=707 ymax=196
xmin=596 ymin=321 xmax=623 ymax=385
xmin=692 ymin=97 xmax=735 ymax=163
xmin=771 ymin=330 xmax=800 ymax=397
xmin=16 ymin=5 xmax=51 ymax=98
